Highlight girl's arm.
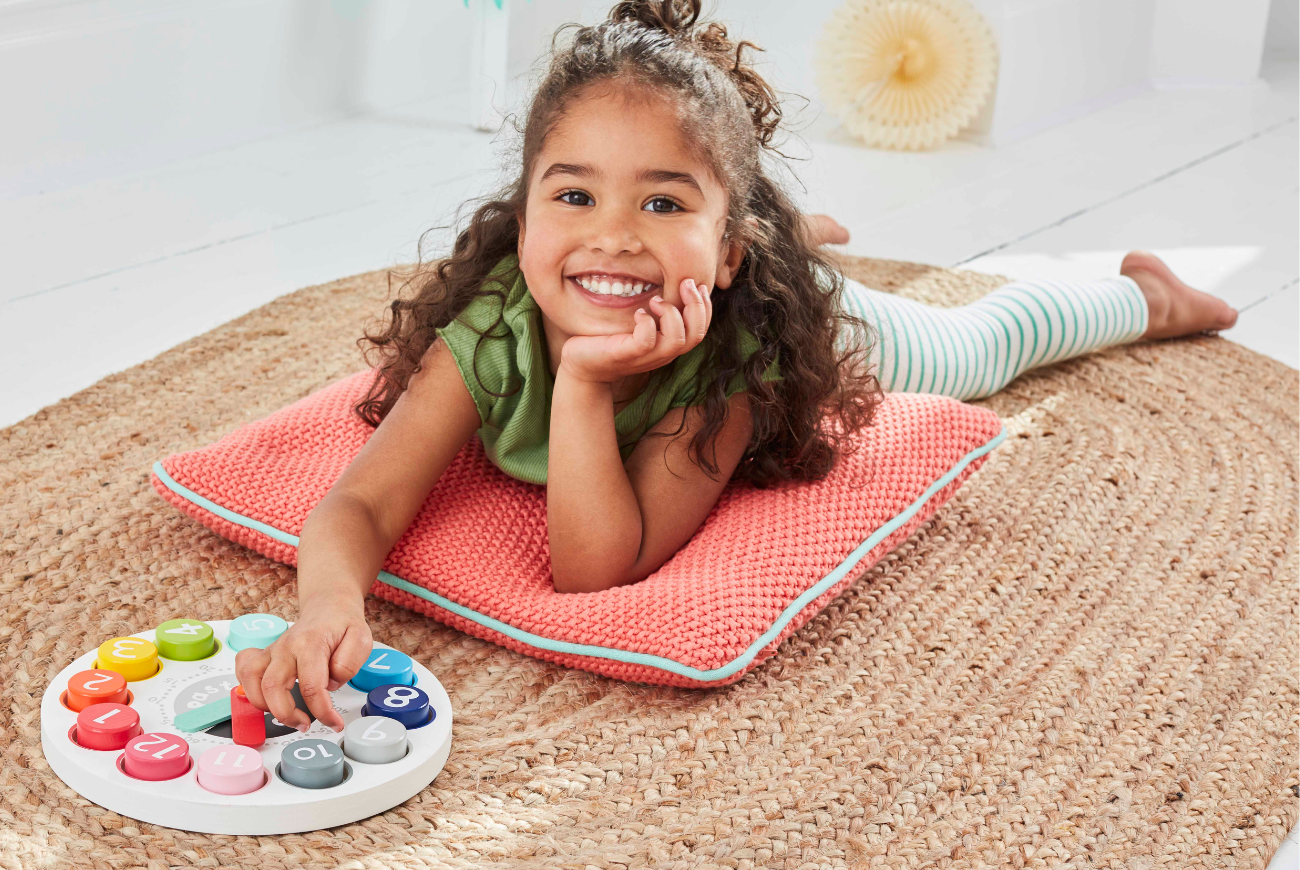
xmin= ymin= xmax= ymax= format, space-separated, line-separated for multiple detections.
xmin=296 ymin=337 xmax=482 ymax=609
xmin=235 ymin=338 xmax=481 ymax=729
xmin=547 ymin=370 xmax=754 ymax=593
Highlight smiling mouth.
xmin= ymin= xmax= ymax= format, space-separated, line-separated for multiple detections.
xmin=567 ymin=275 xmax=660 ymax=309
xmin=569 ymin=274 xmax=660 ymax=298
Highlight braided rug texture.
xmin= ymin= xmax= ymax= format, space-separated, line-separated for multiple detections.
xmin=1 ymin=255 xmax=1296 ymax=869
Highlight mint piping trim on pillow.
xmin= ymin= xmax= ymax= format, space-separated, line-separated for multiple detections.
xmin=151 ymin=423 xmax=1004 ymax=682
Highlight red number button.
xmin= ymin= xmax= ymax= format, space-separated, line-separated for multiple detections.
xmin=122 ymin=732 xmax=191 ymax=781
xmin=74 ymin=703 xmax=141 ymax=751
xmin=65 ymin=669 xmax=129 ymax=712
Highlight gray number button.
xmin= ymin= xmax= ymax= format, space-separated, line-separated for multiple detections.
xmin=342 ymin=715 xmax=408 ymax=765
xmin=279 ymin=737 xmax=346 ymax=789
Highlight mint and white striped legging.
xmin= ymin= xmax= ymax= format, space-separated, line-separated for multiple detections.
xmin=836 ymin=275 xmax=1150 ymax=401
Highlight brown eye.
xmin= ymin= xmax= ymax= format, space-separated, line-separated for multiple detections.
xmin=644 ymin=197 xmax=682 ymax=214
xmin=558 ymin=190 xmax=592 ymax=207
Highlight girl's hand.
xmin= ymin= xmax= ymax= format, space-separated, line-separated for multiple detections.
xmin=233 ymin=597 xmax=373 ymax=733
xmin=559 ymin=277 xmax=712 ymax=385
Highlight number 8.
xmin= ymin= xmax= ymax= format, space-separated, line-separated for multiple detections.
xmin=384 ymin=686 xmax=418 ymax=708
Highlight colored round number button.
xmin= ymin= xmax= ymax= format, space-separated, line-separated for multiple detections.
xmin=75 ymin=702 xmax=141 ymax=751
xmin=227 ymin=613 xmax=287 ymax=651
xmin=279 ymin=738 xmax=347 ymax=789
xmin=349 ymin=648 xmax=414 ymax=692
xmin=342 ymin=716 xmax=408 ymax=765
xmin=197 ymin=745 xmax=266 ymax=795
xmin=122 ymin=732 xmax=191 ymax=781
xmin=65 ymin=669 xmax=129 ymax=711
xmin=96 ymin=636 xmax=159 ymax=681
xmin=154 ymin=618 xmax=215 ymax=661
xmin=362 ymin=684 xmax=432 ymax=727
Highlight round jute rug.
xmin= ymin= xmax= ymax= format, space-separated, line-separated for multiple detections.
xmin=1 ymin=255 xmax=1295 ymax=870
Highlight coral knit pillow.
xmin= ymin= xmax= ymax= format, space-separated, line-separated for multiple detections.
xmin=152 ymin=369 xmax=1005 ymax=688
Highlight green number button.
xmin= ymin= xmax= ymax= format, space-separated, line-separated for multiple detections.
xmin=155 ymin=618 xmax=216 ymax=661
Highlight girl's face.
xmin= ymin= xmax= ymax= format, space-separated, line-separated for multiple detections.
xmin=518 ymin=85 xmax=745 ymax=376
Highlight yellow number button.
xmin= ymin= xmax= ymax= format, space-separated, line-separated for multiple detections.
xmin=96 ymin=636 xmax=159 ymax=681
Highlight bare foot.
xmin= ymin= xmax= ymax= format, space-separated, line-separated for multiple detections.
xmin=1120 ymin=250 xmax=1238 ymax=341
xmin=802 ymin=213 xmax=851 ymax=247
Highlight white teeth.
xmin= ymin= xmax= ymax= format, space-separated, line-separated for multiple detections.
xmin=574 ymin=276 xmax=653 ymax=297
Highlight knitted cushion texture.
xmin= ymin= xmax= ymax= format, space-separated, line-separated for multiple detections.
xmin=151 ymin=369 xmax=1005 ymax=687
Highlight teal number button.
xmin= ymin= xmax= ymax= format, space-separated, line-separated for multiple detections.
xmin=349 ymin=649 xmax=414 ymax=692
xmin=228 ymin=613 xmax=288 ymax=651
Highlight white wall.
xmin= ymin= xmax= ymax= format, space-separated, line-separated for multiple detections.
xmin=0 ymin=0 xmax=477 ymax=199
xmin=1265 ymin=0 xmax=1300 ymax=58
xmin=1150 ymin=0 xmax=1272 ymax=86
xmin=2 ymin=0 xmax=1285 ymax=202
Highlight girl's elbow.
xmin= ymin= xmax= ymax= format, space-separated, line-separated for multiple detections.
xmin=551 ymin=559 xmax=643 ymax=594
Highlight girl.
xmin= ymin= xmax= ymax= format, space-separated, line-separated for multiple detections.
xmin=235 ymin=0 xmax=1238 ymax=733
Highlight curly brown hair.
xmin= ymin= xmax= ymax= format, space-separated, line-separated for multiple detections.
xmin=355 ymin=0 xmax=883 ymax=488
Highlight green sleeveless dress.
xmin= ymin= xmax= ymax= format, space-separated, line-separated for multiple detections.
xmin=435 ymin=255 xmax=782 ymax=485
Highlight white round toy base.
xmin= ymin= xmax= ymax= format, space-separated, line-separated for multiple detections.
xmin=40 ymin=620 xmax=453 ymax=835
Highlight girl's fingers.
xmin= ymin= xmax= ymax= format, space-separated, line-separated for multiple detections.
xmin=684 ymin=280 xmax=710 ymax=343
xmin=296 ymin=647 xmax=343 ymax=733
xmin=328 ymin=625 xmax=373 ymax=691
xmin=633 ymin=308 xmax=658 ymax=348
xmin=262 ymin=651 xmax=309 ymax=732
xmin=651 ymin=294 xmax=687 ymax=347
xmin=235 ymin=648 xmax=271 ymax=712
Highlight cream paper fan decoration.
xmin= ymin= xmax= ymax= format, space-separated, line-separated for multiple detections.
xmin=814 ymin=0 xmax=998 ymax=150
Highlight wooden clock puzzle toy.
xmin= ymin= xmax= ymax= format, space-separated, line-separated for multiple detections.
xmin=40 ymin=616 xmax=454 ymax=835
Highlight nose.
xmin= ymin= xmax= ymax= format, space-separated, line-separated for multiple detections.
xmin=586 ymin=205 xmax=643 ymax=256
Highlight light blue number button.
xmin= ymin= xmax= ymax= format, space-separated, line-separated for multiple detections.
xmin=227 ymin=613 xmax=288 ymax=651
xmin=349 ymin=648 xmax=415 ymax=692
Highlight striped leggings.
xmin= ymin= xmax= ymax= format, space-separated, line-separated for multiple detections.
xmin=836 ymin=274 xmax=1150 ymax=401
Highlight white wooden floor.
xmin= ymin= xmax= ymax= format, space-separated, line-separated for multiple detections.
xmin=2 ymin=49 xmax=1296 ymax=867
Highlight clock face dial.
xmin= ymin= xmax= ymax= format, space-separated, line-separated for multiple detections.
xmin=164 ymin=672 xmax=323 ymax=740
xmin=41 ymin=617 xmax=453 ymax=835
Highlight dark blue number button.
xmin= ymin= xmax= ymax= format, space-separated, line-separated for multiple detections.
xmin=362 ymin=684 xmax=432 ymax=727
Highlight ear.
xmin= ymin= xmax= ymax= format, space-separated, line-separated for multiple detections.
xmin=516 ymin=218 xmax=526 ymax=264
xmin=713 ymin=218 xmax=756 ymax=290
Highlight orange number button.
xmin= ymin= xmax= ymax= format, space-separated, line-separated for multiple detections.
xmin=96 ymin=636 xmax=159 ymax=681
xmin=65 ymin=669 xmax=129 ymax=711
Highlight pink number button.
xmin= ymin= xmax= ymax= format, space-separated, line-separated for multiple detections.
xmin=121 ymin=732 xmax=191 ymax=781
xmin=75 ymin=702 xmax=141 ymax=751
xmin=196 ymin=745 xmax=266 ymax=795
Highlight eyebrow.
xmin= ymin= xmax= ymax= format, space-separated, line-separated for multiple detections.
xmin=539 ymin=162 xmax=704 ymax=197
